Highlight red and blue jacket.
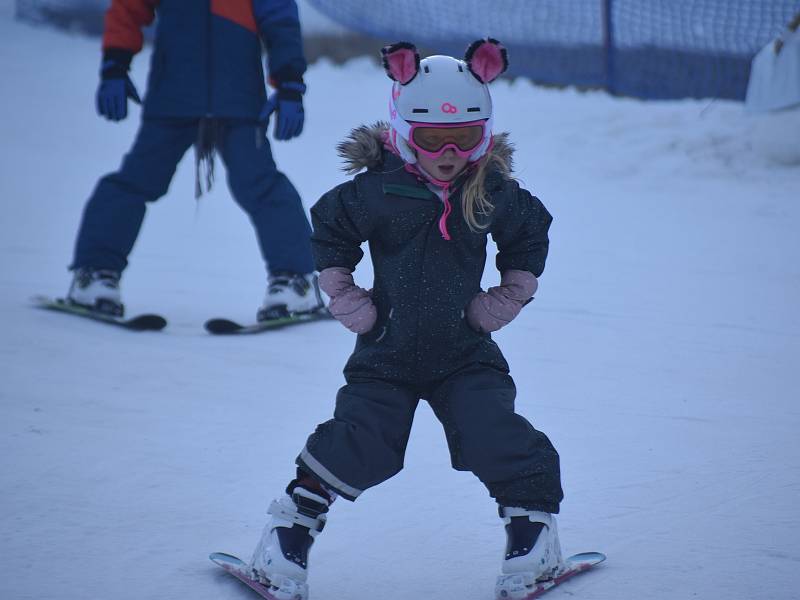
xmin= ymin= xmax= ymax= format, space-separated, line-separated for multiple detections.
xmin=103 ymin=0 xmax=307 ymax=119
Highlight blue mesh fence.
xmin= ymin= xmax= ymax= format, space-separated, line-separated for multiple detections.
xmin=16 ymin=0 xmax=108 ymax=35
xmin=307 ymin=0 xmax=800 ymax=100
xmin=15 ymin=0 xmax=800 ymax=99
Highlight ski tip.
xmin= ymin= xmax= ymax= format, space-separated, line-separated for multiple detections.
xmin=210 ymin=552 xmax=247 ymax=568
xmin=204 ymin=319 xmax=244 ymax=334
xmin=127 ymin=314 xmax=168 ymax=331
xmin=567 ymin=551 xmax=606 ymax=566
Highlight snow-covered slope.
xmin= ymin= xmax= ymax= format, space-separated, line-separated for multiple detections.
xmin=1 ymin=7 xmax=798 ymax=600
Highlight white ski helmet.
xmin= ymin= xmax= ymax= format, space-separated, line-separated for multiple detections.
xmin=382 ymin=39 xmax=509 ymax=164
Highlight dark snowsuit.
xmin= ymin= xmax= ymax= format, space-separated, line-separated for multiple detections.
xmin=296 ymin=125 xmax=563 ymax=512
xmin=71 ymin=0 xmax=314 ymax=275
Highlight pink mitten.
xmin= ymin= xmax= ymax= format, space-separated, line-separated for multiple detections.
xmin=466 ymin=270 xmax=538 ymax=333
xmin=318 ymin=267 xmax=377 ymax=334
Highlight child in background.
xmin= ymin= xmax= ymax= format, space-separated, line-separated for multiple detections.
xmin=247 ymin=39 xmax=564 ymax=600
xmin=66 ymin=0 xmax=322 ymax=321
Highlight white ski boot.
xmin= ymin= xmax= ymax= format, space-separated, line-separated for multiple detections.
xmin=248 ymin=486 xmax=329 ymax=600
xmin=67 ymin=267 xmax=124 ymax=316
xmin=495 ymin=508 xmax=565 ymax=600
xmin=257 ymin=272 xmax=324 ymax=322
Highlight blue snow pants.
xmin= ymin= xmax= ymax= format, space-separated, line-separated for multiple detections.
xmin=71 ymin=118 xmax=314 ymax=275
xmin=297 ymin=365 xmax=563 ymax=513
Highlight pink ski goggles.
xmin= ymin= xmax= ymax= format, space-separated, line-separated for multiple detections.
xmin=407 ymin=120 xmax=487 ymax=159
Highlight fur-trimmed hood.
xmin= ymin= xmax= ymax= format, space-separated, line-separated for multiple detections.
xmin=337 ymin=121 xmax=515 ymax=180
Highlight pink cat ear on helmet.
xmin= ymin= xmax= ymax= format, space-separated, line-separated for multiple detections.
xmin=465 ymin=38 xmax=509 ymax=83
xmin=381 ymin=41 xmax=421 ymax=85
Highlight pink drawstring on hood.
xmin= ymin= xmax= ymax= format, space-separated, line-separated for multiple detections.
xmin=403 ymin=162 xmax=454 ymax=241
xmin=438 ymin=184 xmax=453 ymax=241
xmin=382 ymin=129 xmax=457 ymax=241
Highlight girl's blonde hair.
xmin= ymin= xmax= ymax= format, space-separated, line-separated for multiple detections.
xmin=460 ymin=132 xmax=514 ymax=232
xmin=461 ymin=154 xmax=495 ymax=231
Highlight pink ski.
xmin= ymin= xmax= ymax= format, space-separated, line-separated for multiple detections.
xmin=209 ymin=553 xmax=283 ymax=600
xmin=498 ymin=552 xmax=606 ymax=599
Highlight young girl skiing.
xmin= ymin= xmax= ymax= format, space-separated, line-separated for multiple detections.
xmin=247 ymin=39 xmax=564 ymax=600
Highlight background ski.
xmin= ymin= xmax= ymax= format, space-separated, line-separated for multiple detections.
xmin=204 ymin=310 xmax=332 ymax=335
xmin=502 ymin=552 xmax=606 ymax=599
xmin=31 ymin=295 xmax=167 ymax=331
xmin=209 ymin=553 xmax=281 ymax=600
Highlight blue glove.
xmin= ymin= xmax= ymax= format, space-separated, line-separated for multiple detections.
xmin=259 ymin=80 xmax=306 ymax=141
xmin=96 ymin=50 xmax=141 ymax=122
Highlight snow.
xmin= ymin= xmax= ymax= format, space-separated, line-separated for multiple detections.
xmin=1 ymin=6 xmax=799 ymax=600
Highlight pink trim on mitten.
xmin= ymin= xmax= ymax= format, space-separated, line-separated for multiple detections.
xmin=466 ymin=270 xmax=538 ymax=333
xmin=318 ymin=267 xmax=356 ymax=297
xmin=498 ymin=269 xmax=538 ymax=300
xmin=318 ymin=267 xmax=377 ymax=334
